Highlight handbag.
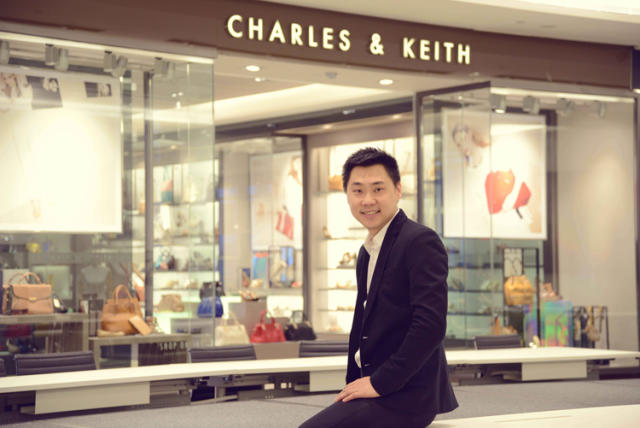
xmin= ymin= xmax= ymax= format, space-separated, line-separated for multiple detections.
xmin=100 ymin=284 xmax=143 ymax=335
xmin=504 ymin=275 xmax=534 ymax=305
xmin=284 ymin=320 xmax=316 ymax=341
xmin=2 ymin=272 xmax=53 ymax=315
xmin=215 ymin=311 xmax=250 ymax=346
xmin=249 ymin=309 xmax=286 ymax=343
xmin=275 ymin=207 xmax=294 ymax=240
xmin=328 ymin=174 xmax=343 ymax=191
xmin=157 ymin=293 xmax=184 ymax=312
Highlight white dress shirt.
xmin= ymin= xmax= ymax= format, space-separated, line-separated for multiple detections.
xmin=355 ymin=209 xmax=399 ymax=368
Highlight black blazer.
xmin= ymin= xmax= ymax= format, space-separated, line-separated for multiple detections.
xmin=346 ymin=209 xmax=458 ymax=417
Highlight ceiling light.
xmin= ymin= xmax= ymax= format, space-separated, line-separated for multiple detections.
xmin=490 ymin=94 xmax=506 ymax=113
xmin=322 ymin=124 xmax=333 ymax=130
xmin=556 ymin=98 xmax=575 ymax=117
xmin=254 ymin=76 xmax=267 ymax=83
xmin=592 ymin=100 xmax=607 ymax=118
xmin=111 ymin=56 xmax=128 ymax=78
xmin=522 ymin=95 xmax=540 ymax=114
xmin=245 ymin=65 xmax=260 ymax=72
xmin=103 ymin=51 xmax=116 ymax=72
xmin=392 ymin=114 xmax=402 ymax=120
xmin=54 ymin=48 xmax=69 ymax=71
xmin=634 ymin=89 xmax=640 ymax=94
xmin=0 ymin=40 xmax=9 ymax=65
xmin=44 ymin=44 xmax=57 ymax=66
xmin=379 ymin=79 xmax=393 ymax=86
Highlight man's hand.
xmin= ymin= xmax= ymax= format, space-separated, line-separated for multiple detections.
xmin=335 ymin=376 xmax=380 ymax=402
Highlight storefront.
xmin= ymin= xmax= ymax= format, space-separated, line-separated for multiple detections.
xmin=0 ymin=0 xmax=638 ymax=376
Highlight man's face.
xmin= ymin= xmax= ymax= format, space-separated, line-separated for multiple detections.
xmin=346 ymin=164 xmax=401 ymax=237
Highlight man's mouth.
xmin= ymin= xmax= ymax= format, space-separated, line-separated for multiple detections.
xmin=361 ymin=209 xmax=380 ymax=215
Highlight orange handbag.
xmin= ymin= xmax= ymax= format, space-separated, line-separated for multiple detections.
xmin=2 ymin=272 xmax=53 ymax=315
xmin=504 ymin=275 xmax=534 ymax=305
xmin=100 ymin=284 xmax=143 ymax=334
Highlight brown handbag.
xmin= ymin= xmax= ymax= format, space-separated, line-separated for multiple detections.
xmin=100 ymin=284 xmax=143 ymax=334
xmin=504 ymin=275 xmax=534 ymax=305
xmin=2 ymin=272 xmax=54 ymax=315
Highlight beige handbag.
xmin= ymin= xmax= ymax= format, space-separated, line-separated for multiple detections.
xmin=215 ymin=311 xmax=250 ymax=346
xmin=157 ymin=293 xmax=184 ymax=312
xmin=2 ymin=272 xmax=53 ymax=315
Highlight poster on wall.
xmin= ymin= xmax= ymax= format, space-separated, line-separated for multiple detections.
xmin=0 ymin=66 xmax=122 ymax=233
xmin=250 ymin=151 xmax=303 ymax=250
xmin=442 ymin=109 xmax=547 ymax=239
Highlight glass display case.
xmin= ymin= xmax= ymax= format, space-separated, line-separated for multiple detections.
xmin=420 ymin=84 xmax=547 ymax=341
xmin=215 ymin=136 xmax=305 ymax=325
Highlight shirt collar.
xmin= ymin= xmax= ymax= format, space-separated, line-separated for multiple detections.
xmin=364 ymin=209 xmax=399 ymax=254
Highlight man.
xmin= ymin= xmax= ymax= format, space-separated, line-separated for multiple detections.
xmin=301 ymin=147 xmax=457 ymax=428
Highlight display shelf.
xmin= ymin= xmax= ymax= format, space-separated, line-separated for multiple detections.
xmin=317 ymin=287 xmax=357 ymax=291
xmin=318 ymin=266 xmax=356 ymax=271
xmin=154 ymin=270 xmax=214 ymax=274
xmin=447 ymin=312 xmax=495 ymax=316
xmin=448 ymin=289 xmax=499 ymax=294
xmin=319 ymin=308 xmax=356 ymax=313
xmin=153 ymin=200 xmax=214 ymax=207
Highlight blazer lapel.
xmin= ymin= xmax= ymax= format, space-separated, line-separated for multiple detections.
xmin=362 ymin=209 xmax=407 ymax=324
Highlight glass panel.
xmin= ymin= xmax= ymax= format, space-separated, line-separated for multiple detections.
xmin=421 ymin=86 xmax=502 ymax=343
xmin=0 ymin=33 xmax=214 ymax=370
xmin=149 ymin=62 xmax=215 ymax=342
xmin=421 ymin=83 xmax=637 ymax=349
xmin=215 ymin=135 xmax=304 ymax=343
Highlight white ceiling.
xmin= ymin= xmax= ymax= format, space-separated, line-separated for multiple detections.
xmin=260 ymin=0 xmax=640 ymax=47
xmin=213 ymin=0 xmax=640 ymax=126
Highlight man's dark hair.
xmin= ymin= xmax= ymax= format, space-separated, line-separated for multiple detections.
xmin=342 ymin=147 xmax=400 ymax=191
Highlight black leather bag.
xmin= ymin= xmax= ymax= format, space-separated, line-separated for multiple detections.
xmin=284 ymin=311 xmax=316 ymax=341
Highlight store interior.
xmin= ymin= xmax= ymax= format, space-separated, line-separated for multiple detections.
xmin=0 ymin=32 xmax=637 ymax=372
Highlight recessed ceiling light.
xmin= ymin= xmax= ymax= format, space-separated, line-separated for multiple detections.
xmin=254 ymin=77 xmax=267 ymax=83
xmin=379 ymin=79 xmax=393 ymax=86
xmin=392 ymin=114 xmax=402 ymax=120
xmin=634 ymin=89 xmax=640 ymax=94
xmin=245 ymin=65 xmax=260 ymax=72
xmin=322 ymin=124 xmax=333 ymax=130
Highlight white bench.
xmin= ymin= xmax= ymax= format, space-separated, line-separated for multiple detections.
xmin=433 ymin=404 xmax=640 ymax=427
xmin=0 ymin=347 xmax=638 ymax=414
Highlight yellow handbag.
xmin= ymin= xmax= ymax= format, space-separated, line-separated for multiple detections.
xmin=504 ymin=275 xmax=534 ymax=305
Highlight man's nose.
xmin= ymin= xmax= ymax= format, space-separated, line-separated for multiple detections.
xmin=361 ymin=191 xmax=375 ymax=205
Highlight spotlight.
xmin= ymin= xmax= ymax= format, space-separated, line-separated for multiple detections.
xmin=111 ymin=55 xmax=128 ymax=78
xmin=154 ymin=57 xmax=169 ymax=76
xmin=166 ymin=61 xmax=175 ymax=80
xmin=490 ymin=94 xmax=506 ymax=113
xmin=0 ymin=40 xmax=9 ymax=65
xmin=592 ymin=101 xmax=607 ymax=119
xmin=103 ymin=51 xmax=116 ymax=72
xmin=522 ymin=95 xmax=540 ymax=114
xmin=556 ymin=98 xmax=575 ymax=117
xmin=44 ymin=44 xmax=57 ymax=66
xmin=54 ymin=48 xmax=69 ymax=71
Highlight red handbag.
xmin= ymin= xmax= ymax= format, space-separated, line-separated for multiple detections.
xmin=250 ymin=310 xmax=286 ymax=343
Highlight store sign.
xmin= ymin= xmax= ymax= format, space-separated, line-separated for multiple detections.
xmin=226 ymin=14 xmax=471 ymax=65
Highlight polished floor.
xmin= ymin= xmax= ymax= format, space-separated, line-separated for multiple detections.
xmin=2 ymin=378 xmax=639 ymax=427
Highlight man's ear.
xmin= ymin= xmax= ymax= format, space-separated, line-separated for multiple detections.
xmin=396 ymin=181 xmax=402 ymax=198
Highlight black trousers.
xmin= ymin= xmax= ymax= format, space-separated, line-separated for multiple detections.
xmin=299 ymin=398 xmax=436 ymax=428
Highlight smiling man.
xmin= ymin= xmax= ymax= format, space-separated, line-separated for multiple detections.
xmin=300 ymin=147 xmax=458 ymax=428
